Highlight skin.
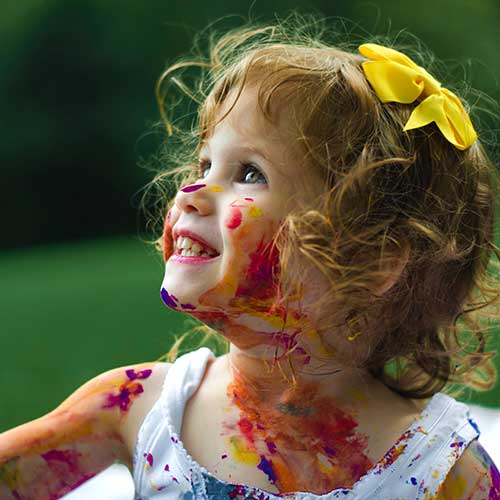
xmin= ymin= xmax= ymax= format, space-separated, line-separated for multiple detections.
xmin=0 ymin=362 xmax=161 ymax=499
xmin=161 ymin=84 xmax=500 ymax=497
xmin=1 ymin=84 xmax=498 ymax=499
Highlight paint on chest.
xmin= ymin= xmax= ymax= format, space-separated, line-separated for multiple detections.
xmin=219 ymin=377 xmax=373 ymax=494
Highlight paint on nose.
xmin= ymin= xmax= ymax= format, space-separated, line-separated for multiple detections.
xmin=181 ymin=183 xmax=206 ymax=193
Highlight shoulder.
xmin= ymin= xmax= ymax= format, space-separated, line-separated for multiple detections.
xmin=54 ymin=360 xmax=173 ymax=457
xmin=437 ymin=439 xmax=500 ymax=500
xmin=0 ymin=362 xmax=172 ymax=494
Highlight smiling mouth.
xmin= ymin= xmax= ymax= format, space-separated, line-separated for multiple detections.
xmin=173 ymin=235 xmax=220 ymax=258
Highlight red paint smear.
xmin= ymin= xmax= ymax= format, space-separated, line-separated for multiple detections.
xmin=372 ymin=429 xmax=415 ymax=474
xmin=225 ymin=207 xmax=242 ymax=229
xmin=237 ymin=418 xmax=255 ymax=443
xmin=235 ymin=239 xmax=280 ymax=300
xmin=145 ymin=452 xmax=153 ymax=467
xmin=227 ymin=375 xmax=373 ymax=493
xmin=40 ymin=448 xmax=97 ymax=498
xmin=42 ymin=449 xmax=81 ymax=475
xmin=244 ymin=198 xmax=254 ymax=201
xmin=190 ymin=310 xmax=228 ymax=330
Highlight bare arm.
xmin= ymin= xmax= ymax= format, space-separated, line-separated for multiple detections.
xmin=437 ymin=439 xmax=500 ymax=499
xmin=0 ymin=361 xmax=164 ymax=500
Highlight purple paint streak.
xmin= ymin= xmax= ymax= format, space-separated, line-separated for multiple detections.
xmin=257 ymin=455 xmax=277 ymax=484
xmin=181 ymin=184 xmax=206 ymax=193
xmin=265 ymin=440 xmax=277 ymax=454
xmin=324 ymin=446 xmax=336 ymax=457
xmin=180 ymin=303 xmax=196 ymax=310
xmin=102 ymin=368 xmax=152 ymax=413
xmin=489 ymin=463 xmax=500 ymax=499
xmin=161 ymin=287 xmax=178 ymax=309
xmin=126 ymin=369 xmax=152 ymax=381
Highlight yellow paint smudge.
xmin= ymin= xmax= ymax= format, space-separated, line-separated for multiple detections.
xmin=432 ymin=469 xmax=439 ymax=479
xmin=229 ymin=436 xmax=260 ymax=466
xmin=350 ymin=389 xmax=368 ymax=402
xmin=207 ymin=185 xmax=224 ymax=192
xmin=441 ymin=473 xmax=467 ymax=498
xmin=248 ymin=206 xmax=262 ymax=217
xmin=347 ymin=331 xmax=362 ymax=341
xmin=317 ymin=453 xmax=334 ymax=474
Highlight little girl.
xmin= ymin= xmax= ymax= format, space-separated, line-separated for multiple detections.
xmin=1 ymin=14 xmax=500 ymax=500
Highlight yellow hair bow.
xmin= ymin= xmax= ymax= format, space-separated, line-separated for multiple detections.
xmin=358 ymin=43 xmax=477 ymax=151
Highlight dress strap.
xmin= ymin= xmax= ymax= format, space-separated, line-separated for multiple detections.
xmin=158 ymin=347 xmax=216 ymax=433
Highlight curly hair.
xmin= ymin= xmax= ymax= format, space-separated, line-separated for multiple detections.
xmin=140 ymin=13 xmax=500 ymax=399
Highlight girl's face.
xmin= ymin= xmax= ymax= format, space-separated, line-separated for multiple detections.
xmin=161 ymin=85 xmax=324 ymax=344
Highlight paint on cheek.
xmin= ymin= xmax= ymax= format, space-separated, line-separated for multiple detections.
xmin=162 ymin=217 xmax=174 ymax=262
xmin=225 ymin=207 xmax=242 ymax=229
xmin=181 ymin=183 xmax=206 ymax=193
xmin=236 ymin=240 xmax=280 ymax=300
xmin=160 ymin=287 xmax=179 ymax=309
xmin=248 ymin=206 xmax=262 ymax=217
xmin=207 ymin=185 xmax=224 ymax=192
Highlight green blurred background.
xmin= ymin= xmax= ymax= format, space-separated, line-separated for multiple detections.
xmin=2 ymin=0 xmax=500 ymax=431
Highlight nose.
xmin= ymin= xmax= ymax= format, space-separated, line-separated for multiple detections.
xmin=174 ymin=183 xmax=214 ymax=215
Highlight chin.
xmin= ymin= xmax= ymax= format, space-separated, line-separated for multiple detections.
xmin=159 ymin=261 xmax=221 ymax=313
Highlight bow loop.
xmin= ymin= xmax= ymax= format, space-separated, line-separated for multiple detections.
xmin=358 ymin=43 xmax=477 ymax=150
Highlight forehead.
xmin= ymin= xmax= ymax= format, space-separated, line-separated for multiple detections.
xmin=201 ymin=87 xmax=300 ymax=167
xmin=201 ymin=84 xmax=325 ymax=202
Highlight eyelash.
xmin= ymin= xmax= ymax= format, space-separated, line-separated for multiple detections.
xmin=197 ymin=159 xmax=267 ymax=185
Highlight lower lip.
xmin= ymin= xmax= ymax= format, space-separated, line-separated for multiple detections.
xmin=169 ymin=253 xmax=221 ymax=264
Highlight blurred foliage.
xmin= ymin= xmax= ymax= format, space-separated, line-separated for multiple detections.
xmin=1 ymin=1 xmax=500 ymax=429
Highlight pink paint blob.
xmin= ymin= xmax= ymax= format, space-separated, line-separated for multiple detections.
xmin=225 ymin=207 xmax=243 ymax=229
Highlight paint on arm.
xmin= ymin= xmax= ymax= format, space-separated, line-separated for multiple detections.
xmin=436 ymin=439 xmax=500 ymax=499
xmin=0 ymin=362 xmax=156 ymax=499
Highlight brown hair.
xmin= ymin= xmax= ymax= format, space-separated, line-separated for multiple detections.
xmin=141 ymin=13 xmax=500 ymax=399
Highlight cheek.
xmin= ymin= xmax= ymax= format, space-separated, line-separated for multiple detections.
xmin=162 ymin=210 xmax=175 ymax=262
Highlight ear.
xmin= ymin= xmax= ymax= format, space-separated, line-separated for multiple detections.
xmin=376 ymin=245 xmax=410 ymax=296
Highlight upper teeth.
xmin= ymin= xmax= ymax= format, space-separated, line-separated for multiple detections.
xmin=175 ymin=236 xmax=217 ymax=257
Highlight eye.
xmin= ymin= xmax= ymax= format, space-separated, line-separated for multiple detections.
xmin=237 ymin=164 xmax=267 ymax=185
xmin=198 ymin=159 xmax=211 ymax=179
xmin=197 ymin=159 xmax=267 ymax=185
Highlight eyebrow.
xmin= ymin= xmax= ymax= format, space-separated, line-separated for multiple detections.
xmin=199 ymin=143 xmax=272 ymax=166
